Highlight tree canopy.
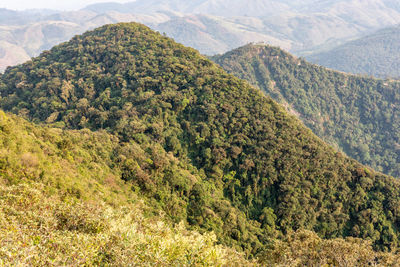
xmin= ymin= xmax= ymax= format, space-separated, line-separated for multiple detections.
xmin=213 ymin=43 xmax=400 ymax=178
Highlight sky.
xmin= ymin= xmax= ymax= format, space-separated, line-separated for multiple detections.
xmin=0 ymin=0 xmax=134 ymax=11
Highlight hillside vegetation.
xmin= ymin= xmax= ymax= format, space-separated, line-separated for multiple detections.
xmin=0 ymin=110 xmax=252 ymax=265
xmin=2 ymin=23 xmax=400 ymax=264
xmin=213 ymin=44 xmax=400 ymax=178
xmin=308 ymin=25 xmax=400 ymax=79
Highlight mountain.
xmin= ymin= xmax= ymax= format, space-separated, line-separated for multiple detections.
xmin=213 ymin=43 xmax=400 ymax=178
xmin=2 ymin=23 xmax=400 ymax=264
xmin=3 ymin=0 xmax=400 ymax=71
xmin=307 ymin=25 xmax=400 ymax=78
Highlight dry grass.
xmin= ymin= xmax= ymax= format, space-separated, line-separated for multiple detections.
xmin=0 ymin=181 xmax=253 ymax=266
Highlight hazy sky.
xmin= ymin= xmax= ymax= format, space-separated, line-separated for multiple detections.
xmin=0 ymin=0 xmax=134 ymax=11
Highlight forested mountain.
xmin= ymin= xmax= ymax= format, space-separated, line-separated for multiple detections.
xmin=2 ymin=0 xmax=400 ymax=71
xmin=2 ymin=23 xmax=400 ymax=265
xmin=213 ymin=44 xmax=400 ymax=178
xmin=307 ymin=25 xmax=400 ymax=78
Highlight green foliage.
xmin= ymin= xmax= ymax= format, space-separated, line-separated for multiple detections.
xmin=213 ymin=44 xmax=400 ymax=178
xmin=2 ymin=23 xmax=400 ymax=260
xmin=0 ymin=109 xmax=129 ymax=204
xmin=0 ymin=110 xmax=252 ymax=266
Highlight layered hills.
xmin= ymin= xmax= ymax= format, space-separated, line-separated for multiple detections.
xmin=3 ymin=0 xmax=400 ymax=71
xmin=83 ymin=0 xmax=400 ymax=20
xmin=213 ymin=43 xmax=400 ymax=178
xmin=308 ymin=25 xmax=400 ymax=78
xmin=2 ymin=23 xmax=400 ymax=265
xmin=83 ymin=0 xmax=291 ymax=17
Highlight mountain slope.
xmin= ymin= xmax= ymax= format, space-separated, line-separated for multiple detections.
xmin=307 ymin=25 xmax=400 ymax=78
xmin=213 ymin=43 xmax=400 ymax=177
xmin=3 ymin=23 xmax=400 ymax=258
xmin=0 ymin=110 xmax=251 ymax=265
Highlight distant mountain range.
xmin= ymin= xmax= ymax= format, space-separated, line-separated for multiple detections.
xmin=2 ymin=0 xmax=400 ymax=72
xmin=83 ymin=0 xmax=400 ymax=19
xmin=83 ymin=0 xmax=292 ymax=17
xmin=307 ymin=25 xmax=400 ymax=78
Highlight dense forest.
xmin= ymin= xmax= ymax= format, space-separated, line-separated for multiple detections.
xmin=0 ymin=110 xmax=252 ymax=265
xmin=2 ymin=23 xmax=400 ymax=264
xmin=213 ymin=44 xmax=400 ymax=178
xmin=307 ymin=26 xmax=400 ymax=79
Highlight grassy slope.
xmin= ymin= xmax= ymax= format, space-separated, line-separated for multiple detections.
xmin=0 ymin=110 xmax=252 ymax=265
